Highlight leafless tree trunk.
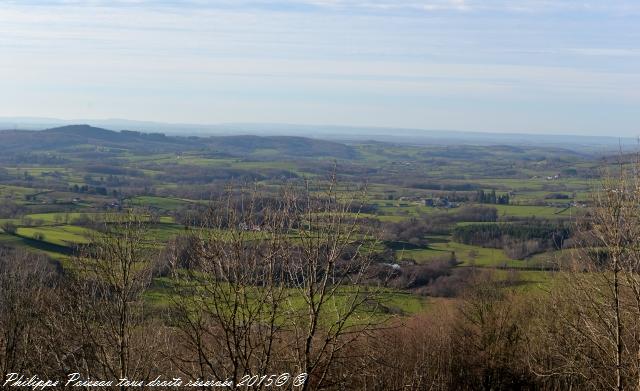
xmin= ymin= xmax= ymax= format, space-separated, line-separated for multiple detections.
xmin=72 ymin=212 xmax=157 ymax=389
xmin=0 ymin=249 xmax=56 ymax=378
xmin=533 ymin=159 xmax=640 ymax=390
xmin=283 ymin=177 xmax=388 ymax=390
xmin=170 ymin=178 xmax=388 ymax=390
xmin=169 ymin=185 xmax=296 ymax=388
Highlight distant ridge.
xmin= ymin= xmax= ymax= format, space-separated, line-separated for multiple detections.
xmin=42 ymin=124 xmax=172 ymax=143
xmin=0 ymin=124 xmax=357 ymax=159
xmin=43 ymin=124 xmax=130 ymax=142
xmin=0 ymin=117 xmax=635 ymax=152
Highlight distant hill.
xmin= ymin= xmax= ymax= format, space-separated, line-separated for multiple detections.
xmin=0 ymin=125 xmax=189 ymax=153
xmin=0 ymin=125 xmax=357 ymax=159
xmin=46 ymin=124 xmax=124 ymax=139
xmin=0 ymin=117 xmax=636 ymax=153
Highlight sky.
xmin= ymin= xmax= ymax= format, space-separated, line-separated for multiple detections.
xmin=0 ymin=0 xmax=638 ymax=136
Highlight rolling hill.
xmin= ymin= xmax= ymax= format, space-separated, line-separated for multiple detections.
xmin=0 ymin=125 xmax=358 ymax=159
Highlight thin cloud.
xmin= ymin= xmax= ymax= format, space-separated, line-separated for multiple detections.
xmin=6 ymin=0 xmax=640 ymax=13
xmin=0 ymin=0 xmax=639 ymax=134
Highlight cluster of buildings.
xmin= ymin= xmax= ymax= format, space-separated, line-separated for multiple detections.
xmin=395 ymin=195 xmax=460 ymax=209
xmin=423 ymin=197 xmax=459 ymax=208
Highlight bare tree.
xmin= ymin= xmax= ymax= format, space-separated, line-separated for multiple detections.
xmin=169 ymin=178 xmax=389 ymax=390
xmin=533 ymin=160 xmax=640 ymax=390
xmin=69 ymin=212 xmax=159 ymax=389
xmin=283 ymin=178 xmax=388 ymax=390
xmin=0 ymin=249 xmax=56 ymax=378
xmin=169 ymin=185 xmax=295 ymax=388
xmin=452 ymin=278 xmax=533 ymax=390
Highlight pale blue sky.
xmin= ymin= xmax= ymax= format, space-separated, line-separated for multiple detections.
xmin=0 ymin=0 xmax=638 ymax=135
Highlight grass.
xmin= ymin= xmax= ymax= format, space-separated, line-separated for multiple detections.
xmin=396 ymin=236 xmax=554 ymax=269
xmin=493 ymin=204 xmax=573 ymax=218
xmin=363 ymin=199 xmax=576 ymax=223
xmin=16 ymin=225 xmax=91 ymax=247
xmin=145 ymin=276 xmax=428 ymax=322
xmin=528 ymin=249 xmax=571 ymax=267
xmin=493 ymin=269 xmax=555 ymax=291
xmin=23 ymin=212 xmax=100 ymax=225
xmin=0 ymin=231 xmax=75 ymax=258
xmin=379 ymin=290 xmax=428 ymax=314
xmin=0 ymin=184 xmax=40 ymax=199
xmin=128 ymin=196 xmax=194 ymax=210
xmin=144 ymin=223 xmax=189 ymax=241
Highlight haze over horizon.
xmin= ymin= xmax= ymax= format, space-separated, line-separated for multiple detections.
xmin=0 ymin=115 xmax=637 ymax=139
xmin=1 ymin=1 xmax=638 ymax=137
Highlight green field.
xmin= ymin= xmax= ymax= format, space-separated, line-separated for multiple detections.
xmin=128 ymin=196 xmax=195 ymax=210
xmin=16 ymin=225 xmax=91 ymax=247
xmin=493 ymin=204 xmax=574 ymax=218
xmin=145 ymin=276 xmax=428 ymax=322
xmin=396 ymin=236 xmax=551 ymax=269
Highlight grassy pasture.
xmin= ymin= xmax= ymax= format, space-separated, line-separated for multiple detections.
xmin=493 ymin=269 xmax=555 ymax=291
xmin=396 ymin=235 xmax=554 ymax=269
xmin=398 ymin=239 xmax=510 ymax=267
xmin=143 ymin=223 xmax=188 ymax=242
xmin=17 ymin=225 xmax=91 ymax=247
xmin=24 ymin=212 xmax=98 ymax=224
xmin=128 ymin=196 xmax=194 ymax=210
xmin=493 ymin=204 xmax=573 ymax=218
xmin=0 ymin=231 xmax=75 ymax=259
xmin=0 ymin=184 xmax=40 ymax=199
xmin=145 ymin=276 xmax=428 ymax=322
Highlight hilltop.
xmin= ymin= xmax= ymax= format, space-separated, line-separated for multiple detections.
xmin=0 ymin=125 xmax=357 ymax=159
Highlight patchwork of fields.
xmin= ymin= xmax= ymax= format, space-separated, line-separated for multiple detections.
xmin=0 ymin=125 xmax=609 ymax=315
